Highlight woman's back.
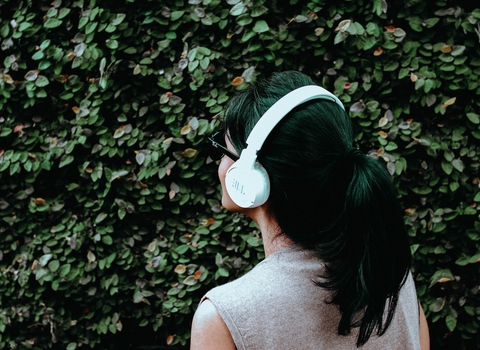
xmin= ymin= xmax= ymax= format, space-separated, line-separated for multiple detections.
xmin=204 ymin=246 xmax=420 ymax=350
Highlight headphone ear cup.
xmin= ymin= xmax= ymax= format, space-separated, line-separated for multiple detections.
xmin=225 ymin=161 xmax=270 ymax=208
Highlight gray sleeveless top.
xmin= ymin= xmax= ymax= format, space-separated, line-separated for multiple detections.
xmin=203 ymin=245 xmax=420 ymax=350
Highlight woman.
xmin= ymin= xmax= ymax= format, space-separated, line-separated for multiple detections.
xmin=191 ymin=71 xmax=429 ymax=349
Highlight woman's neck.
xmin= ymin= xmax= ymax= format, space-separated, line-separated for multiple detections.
xmin=247 ymin=205 xmax=295 ymax=258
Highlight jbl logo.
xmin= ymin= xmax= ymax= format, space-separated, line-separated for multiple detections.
xmin=231 ymin=179 xmax=245 ymax=195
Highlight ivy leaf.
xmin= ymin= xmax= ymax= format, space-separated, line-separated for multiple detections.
xmin=66 ymin=342 xmax=77 ymax=350
xmin=315 ymin=27 xmax=325 ymax=36
xmin=251 ymin=5 xmax=268 ymax=17
xmin=246 ymin=236 xmax=261 ymax=247
xmin=2 ymin=74 xmax=14 ymax=84
xmin=48 ymin=260 xmax=60 ymax=272
xmin=113 ymin=126 xmax=125 ymax=139
xmin=136 ymin=152 xmax=145 ymax=165
xmin=384 ymin=61 xmax=399 ymax=71
xmin=35 ymin=75 xmax=49 ymax=87
xmin=441 ymin=160 xmax=453 ymax=175
xmin=59 ymin=155 xmax=74 ymax=168
xmin=231 ymin=76 xmax=244 ymax=86
xmin=194 ymin=7 xmax=206 ymax=18
xmin=295 ymin=15 xmax=308 ymax=23
xmin=242 ymin=66 xmax=255 ymax=82
xmin=378 ymin=116 xmax=388 ymax=127
xmin=350 ymin=101 xmax=366 ymax=113
xmin=474 ymin=191 xmax=480 ymax=202
xmin=133 ymin=64 xmax=141 ymax=75
xmin=102 ymin=236 xmax=113 ymax=245
xmin=166 ymin=335 xmax=175 ymax=345
xmin=429 ymin=269 xmax=454 ymax=288
xmin=451 ymin=45 xmax=465 ymax=56
xmin=182 ymin=148 xmax=197 ymax=158
xmin=469 ymin=253 xmax=480 ymax=263
xmin=237 ymin=13 xmax=252 ymax=26
xmin=178 ymin=58 xmax=188 ymax=70
xmin=110 ymin=170 xmax=129 ymax=182
xmin=230 ymin=2 xmax=246 ymax=16
xmin=216 ymin=267 xmax=229 ymax=278
xmin=393 ymin=28 xmax=406 ymax=39
xmin=334 ymin=31 xmax=348 ymax=44
xmin=25 ymin=70 xmax=39 ymax=81
xmin=106 ymin=39 xmax=118 ymax=49
xmin=455 ymin=255 xmax=470 ymax=266
xmin=336 ymin=19 xmax=351 ymax=32
xmin=51 ymin=202 xmax=65 ymax=212
xmin=215 ymin=252 xmax=223 ymax=266
xmin=180 ymin=124 xmax=191 ymax=135
xmin=170 ymin=11 xmax=184 ymax=21
xmin=174 ymin=265 xmax=186 ymax=274
xmin=39 ymin=254 xmax=53 ymax=267
xmin=87 ymin=251 xmax=96 ymax=263
xmin=44 ymin=18 xmax=62 ymax=28
xmin=425 ymin=18 xmax=439 ymax=27
xmin=429 ymin=298 xmax=445 ymax=312
xmin=190 ymin=117 xmax=199 ymax=130
xmin=168 ymin=95 xmax=182 ymax=106
xmin=452 ymin=159 xmax=464 ymax=172
xmin=0 ymin=23 xmax=10 ymax=37
xmin=74 ymin=43 xmax=86 ymax=56
xmin=58 ymin=264 xmax=72 ymax=277
xmin=466 ymin=113 xmax=480 ymax=124
xmin=95 ymin=213 xmax=107 ymax=224
xmin=445 ymin=315 xmax=457 ymax=332
xmin=35 ymin=268 xmax=48 ymax=281
xmin=443 ymin=97 xmax=456 ymax=107
xmin=170 ymin=182 xmax=180 ymax=193
xmin=252 ymin=20 xmax=269 ymax=33
xmin=111 ymin=13 xmax=126 ymax=25
xmin=426 ymin=93 xmax=436 ymax=107
xmin=183 ymin=276 xmax=197 ymax=286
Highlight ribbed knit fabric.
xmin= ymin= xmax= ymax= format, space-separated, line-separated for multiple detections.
xmin=203 ymin=245 xmax=420 ymax=350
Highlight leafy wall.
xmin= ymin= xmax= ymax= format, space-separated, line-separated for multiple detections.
xmin=0 ymin=0 xmax=479 ymax=348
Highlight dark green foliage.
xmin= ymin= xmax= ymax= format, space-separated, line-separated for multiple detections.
xmin=0 ymin=0 xmax=479 ymax=348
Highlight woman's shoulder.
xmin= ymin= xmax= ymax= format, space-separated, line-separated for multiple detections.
xmin=191 ymin=299 xmax=236 ymax=350
xmin=205 ymin=245 xmax=324 ymax=304
xmin=204 ymin=253 xmax=276 ymax=301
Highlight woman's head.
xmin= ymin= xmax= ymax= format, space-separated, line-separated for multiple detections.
xmin=221 ymin=70 xmax=412 ymax=346
xmin=223 ymin=71 xmax=355 ymax=237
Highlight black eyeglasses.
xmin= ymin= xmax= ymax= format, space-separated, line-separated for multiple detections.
xmin=208 ymin=132 xmax=239 ymax=161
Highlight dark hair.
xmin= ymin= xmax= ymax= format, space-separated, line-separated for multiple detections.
xmin=224 ymin=71 xmax=411 ymax=347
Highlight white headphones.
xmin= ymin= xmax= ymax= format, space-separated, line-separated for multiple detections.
xmin=225 ymin=85 xmax=345 ymax=208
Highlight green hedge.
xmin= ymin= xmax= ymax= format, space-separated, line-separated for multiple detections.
xmin=1 ymin=0 xmax=479 ymax=348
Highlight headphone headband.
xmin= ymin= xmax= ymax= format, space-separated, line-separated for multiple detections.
xmin=245 ymin=85 xmax=345 ymax=152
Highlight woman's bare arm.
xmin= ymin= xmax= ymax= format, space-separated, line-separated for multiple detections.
xmin=419 ymin=302 xmax=430 ymax=350
xmin=191 ymin=299 xmax=236 ymax=350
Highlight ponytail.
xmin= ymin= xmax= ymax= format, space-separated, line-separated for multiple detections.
xmin=314 ymin=154 xmax=411 ymax=346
